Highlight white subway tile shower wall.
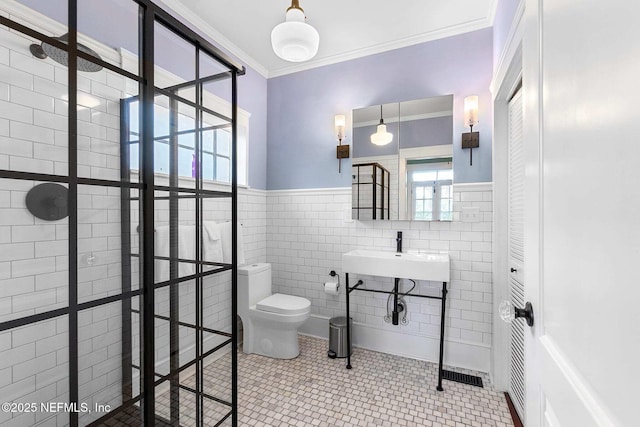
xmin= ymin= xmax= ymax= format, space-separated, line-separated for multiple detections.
xmin=0 ymin=19 xmax=134 ymax=425
xmin=266 ymin=183 xmax=493 ymax=371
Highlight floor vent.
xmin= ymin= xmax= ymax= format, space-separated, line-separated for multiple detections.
xmin=442 ymin=370 xmax=484 ymax=388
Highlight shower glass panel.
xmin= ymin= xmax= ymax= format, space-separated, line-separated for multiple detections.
xmin=1 ymin=0 xmax=242 ymax=425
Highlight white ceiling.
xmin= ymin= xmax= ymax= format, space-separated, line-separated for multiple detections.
xmin=163 ymin=0 xmax=497 ymax=78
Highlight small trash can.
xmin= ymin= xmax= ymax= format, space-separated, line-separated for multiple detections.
xmin=328 ymin=316 xmax=352 ymax=359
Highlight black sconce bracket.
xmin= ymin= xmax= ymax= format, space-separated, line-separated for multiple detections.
xmin=336 ymin=144 xmax=350 ymax=159
xmin=461 ymin=124 xmax=480 ymax=166
xmin=461 ymin=131 xmax=479 ymax=149
xmin=336 ymin=143 xmax=349 ymax=173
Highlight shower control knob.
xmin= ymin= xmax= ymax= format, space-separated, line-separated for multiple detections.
xmin=499 ymin=300 xmax=534 ymax=327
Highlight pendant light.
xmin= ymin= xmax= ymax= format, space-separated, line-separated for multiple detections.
xmin=271 ymin=0 xmax=320 ymax=63
xmin=370 ymin=105 xmax=393 ymax=146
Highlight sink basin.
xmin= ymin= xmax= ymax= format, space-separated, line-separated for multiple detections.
xmin=342 ymin=249 xmax=450 ymax=282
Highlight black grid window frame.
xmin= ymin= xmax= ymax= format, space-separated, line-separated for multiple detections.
xmin=125 ymin=107 xmax=233 ymax=184
xmin=0 ymin=0 xmax=244 ymax=425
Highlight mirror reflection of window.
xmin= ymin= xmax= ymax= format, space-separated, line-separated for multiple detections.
xmin=407 ymin=159 xmax=453 ymax=221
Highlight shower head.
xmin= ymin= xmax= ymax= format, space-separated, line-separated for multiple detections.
xmin=29 ymin=33 xmax=103 ymax=72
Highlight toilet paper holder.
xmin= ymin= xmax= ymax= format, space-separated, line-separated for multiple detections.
xmin=329 ymin=270 xmax=340 ymax=283
xmin=326 ymin=270 xmax=341 ymax=293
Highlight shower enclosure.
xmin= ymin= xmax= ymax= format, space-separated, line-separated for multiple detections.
xmin=0 ymin=0 xmax=243 ymax=425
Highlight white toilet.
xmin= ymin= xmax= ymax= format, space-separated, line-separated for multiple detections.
xmin=238 ymin=263 xmax=311 ymax=359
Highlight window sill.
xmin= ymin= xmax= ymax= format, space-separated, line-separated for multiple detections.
xmin=129 ymin=169 xmax=250 ymax=190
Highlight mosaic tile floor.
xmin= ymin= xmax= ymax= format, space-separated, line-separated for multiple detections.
xmin=174 ymin=335 xmax=514 ymax=427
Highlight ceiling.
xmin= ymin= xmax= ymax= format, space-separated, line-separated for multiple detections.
xmin=162 ymin=0 xmax=497 ymax=78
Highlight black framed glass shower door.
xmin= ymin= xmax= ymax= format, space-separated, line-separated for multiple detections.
xmin=0 ymin=1 xmax=243 ymax=425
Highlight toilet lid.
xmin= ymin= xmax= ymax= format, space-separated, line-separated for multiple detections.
xmin=256 ymin=293 xmax=311 ymax=315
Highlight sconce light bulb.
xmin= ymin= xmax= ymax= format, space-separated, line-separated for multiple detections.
xmin=464 ymin=95 xmax=479 ymax=127
xmin=335 ymin=114 xmax=346 ymax=142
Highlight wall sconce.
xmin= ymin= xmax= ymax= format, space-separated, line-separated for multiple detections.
xmin=335 ymin=114 xmax=349 ymax=173
xmin=461 ymin=95 xmax=479 ymax=165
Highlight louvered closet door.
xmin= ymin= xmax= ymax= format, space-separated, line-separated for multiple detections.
xmin=508 ymin=88 xmax=525 ymax=420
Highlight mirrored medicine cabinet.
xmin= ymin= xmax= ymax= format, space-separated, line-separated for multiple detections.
xmin=351 ymin=94 xmax=454 ymax=221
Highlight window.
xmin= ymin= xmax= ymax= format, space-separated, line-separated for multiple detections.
xmin=408 ymin=159 xmax=453 ymax=221
xmin=127 ymin=98 xmax=249 ymax=186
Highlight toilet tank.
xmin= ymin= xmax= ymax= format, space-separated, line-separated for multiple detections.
xmin=238 ymin=263 xmax=272 ymax=307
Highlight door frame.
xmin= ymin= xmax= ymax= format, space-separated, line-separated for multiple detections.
xmin=491 ymin=0 xmax=525 ymax=393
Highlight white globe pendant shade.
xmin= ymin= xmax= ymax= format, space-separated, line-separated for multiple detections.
xmin=370 ymin=123 xmax=393 ymax=146
xmin=271 ymin=7 xmax=319 ymax=62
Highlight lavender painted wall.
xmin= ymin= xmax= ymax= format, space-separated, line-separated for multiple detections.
xmin=267 ymin=28 xmax=493 ymax=190
xmin=401 ymin=116 xmax=453 ymax=149
xmin=493 ymin=0 xmax=522 ymax=70
xmin=16 ymin=0 xmax=268 ymax=189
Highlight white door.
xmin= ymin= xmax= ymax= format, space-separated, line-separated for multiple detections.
xmin=507 ymin=88 xmax=525 ymax=420
xmin=522 ymin=0 xmax=640 ymax=426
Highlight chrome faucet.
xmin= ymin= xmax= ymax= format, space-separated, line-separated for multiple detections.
xmin=396 ymin=231 xmax=403 ymax=253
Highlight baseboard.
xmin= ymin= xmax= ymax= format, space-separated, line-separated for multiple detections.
xmin=299 ymin=314 xmax=490 ymax=373
xmin=505 ymin=392 xmax=525 ymax=427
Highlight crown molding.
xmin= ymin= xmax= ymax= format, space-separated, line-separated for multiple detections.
xmin=159 ymin=0 xmax=269 ymax=78
xmin=488 ymin=0 xmax=500 ymax=26
xmin=268 ymin=17 xmax=493 ymax=78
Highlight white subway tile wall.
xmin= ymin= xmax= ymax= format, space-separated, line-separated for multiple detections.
xmin=0 ymin=19 xmax=134 ymax=425
xmin=266 ymin=184 xmax=493 ymax=363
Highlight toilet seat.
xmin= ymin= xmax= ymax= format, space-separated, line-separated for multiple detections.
xmin=256 ymin=293 xmax=311 ymax=315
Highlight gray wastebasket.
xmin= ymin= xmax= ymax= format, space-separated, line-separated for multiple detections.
xmin=328 ymin=316 xmax=352 ymax=359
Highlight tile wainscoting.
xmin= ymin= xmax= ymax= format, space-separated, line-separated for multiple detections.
xmin=266 ymin=183 xmax=493 ymax=372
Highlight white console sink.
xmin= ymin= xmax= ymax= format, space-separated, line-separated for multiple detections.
xmin=342 ymin=249 xmax=450 ymax=282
